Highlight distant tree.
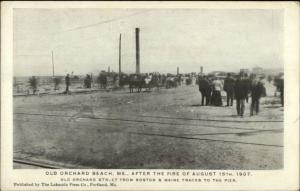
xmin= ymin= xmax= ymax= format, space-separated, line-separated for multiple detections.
xmin=28 ymin=76 xmax=38 ymax=94
xmin=53 ymin=77 xmax=62 ymax=91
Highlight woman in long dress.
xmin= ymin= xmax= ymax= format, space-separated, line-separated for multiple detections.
xmin=211 ymin=77 xmax=223 ymax=106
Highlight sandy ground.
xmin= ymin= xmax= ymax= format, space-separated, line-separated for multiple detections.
xmin=13 ymin=83 xmax=283 ymax=169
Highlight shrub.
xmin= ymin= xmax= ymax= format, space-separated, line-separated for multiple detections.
xmin=28 ymin=76 xmax=38 ymax=94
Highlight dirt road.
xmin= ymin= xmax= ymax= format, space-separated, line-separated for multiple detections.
xmin=14 ymin=84 xmax=283 ymax=169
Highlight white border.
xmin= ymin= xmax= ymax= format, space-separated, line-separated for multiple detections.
xmin=1 ymin=1 xmax=299 ymax=190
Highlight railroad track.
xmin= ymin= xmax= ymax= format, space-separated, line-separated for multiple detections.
xmin=135 ymin=114 xmax=283 ymax=123
xmin=129 ymin=132 xmax=283 ymax=148
xmin=14 ymin=158 xmax=61 ymax=169
xmin=14 ymin=112 xmax=283 ymax=148
xmin=13 ymin=158 xmax=91 ymax=169
xmin=14 ymin=112 xmax=283 ymax=133
xmin=13 ymin=112 xmax=283 ymax=169
xmin=14 ymin=112 xmax=283 ymax=132
xmin=14 ymin=112 xmax=283 ymax=124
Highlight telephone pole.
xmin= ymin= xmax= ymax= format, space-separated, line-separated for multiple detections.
xmin=51 ymin=50 xmax=55 ymax=77
xmin=119 ymin=33 xmax=122 ymax=76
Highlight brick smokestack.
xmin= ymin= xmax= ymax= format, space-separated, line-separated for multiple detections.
xmin=135 ymin=28 xmax=140 ymax=74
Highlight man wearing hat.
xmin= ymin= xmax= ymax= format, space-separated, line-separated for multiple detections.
xmin=198 ymin=75 xmax=212 ymax=106
xmin=250 ymin=75 xmax=265 ymax=116
xmin=234 ymin=72 xmax=249 ymax=117
xmin=224 ymin=73 xmax=235 ymax=106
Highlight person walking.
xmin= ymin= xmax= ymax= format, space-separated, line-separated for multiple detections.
xmin=250 ymin=76 xmax=265 ymax=116
xmin=234 ymin=73 xmax=249 ymax=117
xmin=224 ymin=73 xmax=235 ymax=106
xmin=65 ymin=73 xmax=70 ymax=93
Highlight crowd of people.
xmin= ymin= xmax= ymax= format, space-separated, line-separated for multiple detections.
xmin=198 ymin=72 xmax=284 ymax=117
xmin=63 ymin=70 xmax=284 ymax=118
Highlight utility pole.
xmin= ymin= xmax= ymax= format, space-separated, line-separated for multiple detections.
xmin=51 ymin=50 xmax=55 ymax=77
xmin=119 ymin=33 xmax=122 ymax=76
xmin=118 ymin=33 xmax=122 ymax=86
xmin=135 ymin=28 xmax=140 ymax=74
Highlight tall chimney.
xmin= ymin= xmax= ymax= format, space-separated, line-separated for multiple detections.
xmin=177 ymin=67 xmax=179 ymax=75
xmin=200 ymin=66 xmax=203 ymax=74
xmin=135 ymin=28 xmax=140 ymax=74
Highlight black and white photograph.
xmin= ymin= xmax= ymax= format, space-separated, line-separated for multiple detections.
xmin=13 ymin=8 xmax=284 ymax=170
xmin=2 ymin=1 xmax=300 ymax=191
xmin=12 ymin=8 xmax=286 ymax=170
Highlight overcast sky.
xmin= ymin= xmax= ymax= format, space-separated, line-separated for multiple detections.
xmin=13 ymin=9 xmax=283 ymax=76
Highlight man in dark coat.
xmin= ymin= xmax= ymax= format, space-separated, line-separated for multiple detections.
xmin=198 ymin=75 xmax=211 ymax=106
xmin=224 ymin=73 xmax=235 ymax=106
xmin=273 ymin=74 xmax=284 ymax=106
xmin=234 ymin=73 xmax=249 ymax=117
xmin=277 ymin=77 xmax=284 ymax=106
xmin=250 ymin=77 xmax=265 ymax=116
xmin=65 ymin=73 xmax=70 ymax=93
xmin=244 ymin=74 xmax=251 ymax=103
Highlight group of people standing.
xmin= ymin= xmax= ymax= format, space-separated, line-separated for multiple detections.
xmin=64 ymin=71 xmax=281 ymax=118
xmin=198 ymin=72 xmax=267 ymax=117
xmin=64 ymin=73 xmax=102 ymax=93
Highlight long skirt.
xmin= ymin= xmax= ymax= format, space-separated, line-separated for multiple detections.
xmin=211 ymin=90 xmax=222 ymax=106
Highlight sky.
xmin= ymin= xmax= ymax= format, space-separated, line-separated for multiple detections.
xmin=13 ymin=9 xmax=283 ymax=76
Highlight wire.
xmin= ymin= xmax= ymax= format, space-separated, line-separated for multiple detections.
xmin=15 ymin=10 xmax=153 ymax=42
xmin=55 ymin=10 xmax=152 ymax=34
